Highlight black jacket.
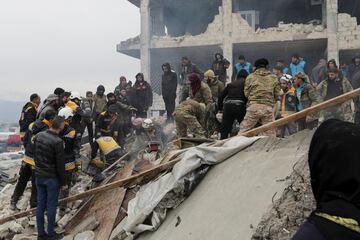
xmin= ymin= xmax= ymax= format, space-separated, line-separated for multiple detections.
xmin=19 ymin=102 xmax=38 ymax=134
xmin=24 ymin=119 xmax=51 ymax=160
xmin=179 ymin=62 xmax=203 ymax=85
xmin=212 ymin=54 xmax=230 ymax=84
xmin=59 ymin=124 xmax=80 ymax=168
xmin=162 ymin=70 xmax=178 ymax=99
xmin=218 ymin=78 xmax=247 ymax=111
xmin=34 ymin=130 xmax=66 ymax=186
xmin=131 ymin=79 xmax=153 ymax=112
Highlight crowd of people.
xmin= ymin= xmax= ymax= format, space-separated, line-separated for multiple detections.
xmin=11 ymin=50 xmax=360 ymax=239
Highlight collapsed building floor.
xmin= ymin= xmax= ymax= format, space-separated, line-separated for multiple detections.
xmin=0 ymin=128 xmax=317 ymax=240
xmin=119 ymin=0 xmax=360 ymax=98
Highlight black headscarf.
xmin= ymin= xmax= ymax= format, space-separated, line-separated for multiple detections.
xmin=308 ymin=119 xmax=360 ymax=239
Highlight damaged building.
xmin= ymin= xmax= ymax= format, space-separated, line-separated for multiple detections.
xmin=118 ymin=0 xmax=360 ymax=96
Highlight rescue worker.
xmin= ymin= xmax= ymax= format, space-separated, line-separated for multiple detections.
xmin=10 ymin=110 xmax=57 ymax=210
xmin=81 ymin=91 xmax=95 ymax=146
xmin=91 ymin=104 xmax=122 ymax=165
xmin=211 ymin=53 xmax=230 ymax=84
xmin=131 ymin=73 xmax=153 ymax=118
xmin=174 ymin=99 xmax=206 ymax=138
xmin=278 ymin=74 xmax=298 ymax=137
xmin=161 ymin=62 xmax=178 ymax=123
xmin=106 ymin=92 xmax=137 ymax=147
xmin=290 ymin=54 xmax=306 ymax=78
xmin=68 ymin=92 xmax=92 ymax=149
xmin=57 ymin=107 xmax=80 ymax=216
xmin=203 ymin=69 xmax=224 ymax=137
xmin=204 ymin=69 xmax=224 ymax=101
xmin=37 ymin=94 xmax=58 ymax=120
xmin=130 ymin=118 xmax=166 ymax=158
xmin=317 ymin=68 xmax=354 ymax=122
xmin=239 ymin=58 xmax=282 ymax=136
xmin=19 ymin=93 xmax=41 ymax=141
xmin=294 ymin=72 xmax=320 ymax=130
xmin=114 ymin=76 xmax=132 ymax=98
xmin=60 ymin=92 xmax=71 ymax=108
xmin=188 ymin=73 xmax=213 ymax=106
xmin=93 ymin=85 xmax=107 ymax=122
xmin=232 ymin=55 xmax=251 ymax=81
xmin=218 ymin=70 xmax=248 ymax=139
xmin=179 ymin=56 xmax=203 ymax=102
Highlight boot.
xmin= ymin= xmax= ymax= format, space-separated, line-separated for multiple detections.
xmin=10 ymin=201 xmax=18 ymax=211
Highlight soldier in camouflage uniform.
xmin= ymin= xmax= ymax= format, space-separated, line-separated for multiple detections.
xmin=204 ymin=69 xmax=225 ymax=137
xmin=188 ymin=73 xmax=213 ymax=106
xmin=317 ymin=67 xmax=354 ymax=122
xmin=174 ymin=99 xmax=206 ymax=138
xmin=239 ymin=59 xmax=282 ymax=136
xmin=294 ymin=72 xmax=320 ymax=130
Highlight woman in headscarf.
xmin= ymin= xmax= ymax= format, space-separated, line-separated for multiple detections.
xmin=292 ymin=119 xmax=360 ymax=240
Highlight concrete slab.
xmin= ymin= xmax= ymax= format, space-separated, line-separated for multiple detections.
xmin=138 ymin=131 xmax=313 ymax=240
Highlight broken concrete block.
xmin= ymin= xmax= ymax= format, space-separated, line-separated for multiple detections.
xmin=0 ymin=221 xmax=24 ymax=239
xmin=57 ymin=213 xmax=73 ymax=229
xmin=74 ymin=231 xmax=95 ymax=240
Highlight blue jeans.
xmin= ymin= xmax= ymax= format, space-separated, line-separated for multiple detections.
xmin=36 ymin=177 xmax=60 ymax=237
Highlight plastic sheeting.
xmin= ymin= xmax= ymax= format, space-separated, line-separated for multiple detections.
xmin=116 ymin=136 xmax=260 ymax=239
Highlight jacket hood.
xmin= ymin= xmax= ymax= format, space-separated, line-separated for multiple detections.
xmin=254 ymin=68 xmax=272 ymax=76
xmin=214 ymin=53 xmax=223 ymax=60
xmin=135 ymin=73 xmax=145 ymax=82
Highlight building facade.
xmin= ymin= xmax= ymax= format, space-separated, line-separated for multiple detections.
xmin=118 ymin=0 xmax=360 ymax=95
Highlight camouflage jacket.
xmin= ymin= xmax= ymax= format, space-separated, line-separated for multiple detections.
xmin=206 ymin=78 xmax=225 ymax=101
xmin=189 ymin=82 xmax=213 ymax=106
xmin=317 ymin=77 xmax=354 ymax=122
xmin=296 ymin=82 xmax=320 ymax=122
xmin=174 ymin=99 xmax=205 ymax=127
xmin=244 ymin=68 xmax=282 ymax=107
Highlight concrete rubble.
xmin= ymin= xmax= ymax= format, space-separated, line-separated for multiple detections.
xmin=0 ymin=128 xmax=318 ymax=239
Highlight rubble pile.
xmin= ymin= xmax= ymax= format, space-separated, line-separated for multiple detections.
xmin=252 ymin=154 xmax=315 ymax=240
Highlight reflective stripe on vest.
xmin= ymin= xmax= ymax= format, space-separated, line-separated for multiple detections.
xmin=65 ymin=162 xmax=76 ymax=171
xmin=65 ymin=130 xmax=76 ymax=139
xmin=23 ymin=156 xmax=35 ymax=166
xmin=96 ymin=136 xmax=121 ymax=155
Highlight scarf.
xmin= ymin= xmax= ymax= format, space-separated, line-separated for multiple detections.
xmin=308 ymin=119 xmax=360 ymax=240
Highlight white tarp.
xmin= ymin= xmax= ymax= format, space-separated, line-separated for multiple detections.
xmin=117 ymin=136 xmax=260 ymax=239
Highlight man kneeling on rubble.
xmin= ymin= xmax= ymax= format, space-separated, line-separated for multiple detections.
xmin=130 ymin=118 xmax=166 ymax=161
xmin=91 ymin=104 xmax=123 ymax=169
xmin=174 ymin=99 xmax=206 ymax=138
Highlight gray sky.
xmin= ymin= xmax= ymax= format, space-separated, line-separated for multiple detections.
xmin=0 ymin=0 xmax=140 ymax=102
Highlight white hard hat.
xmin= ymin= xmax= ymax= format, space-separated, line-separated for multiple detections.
xmin=142 ymin=119 xmax=154 ymax=129
xmin=280 ymin=74 xmax=293 ymax=83
xmin=70 ymin=91 xmax=82 ymax=100
xmin=58 ymin=107 xmax=74 ymax=119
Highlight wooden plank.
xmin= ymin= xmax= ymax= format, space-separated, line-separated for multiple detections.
xmin=241 ymin=87 xmax=360 ymax=137
xmin=93 ymin=160 xmax=135 ymax=240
